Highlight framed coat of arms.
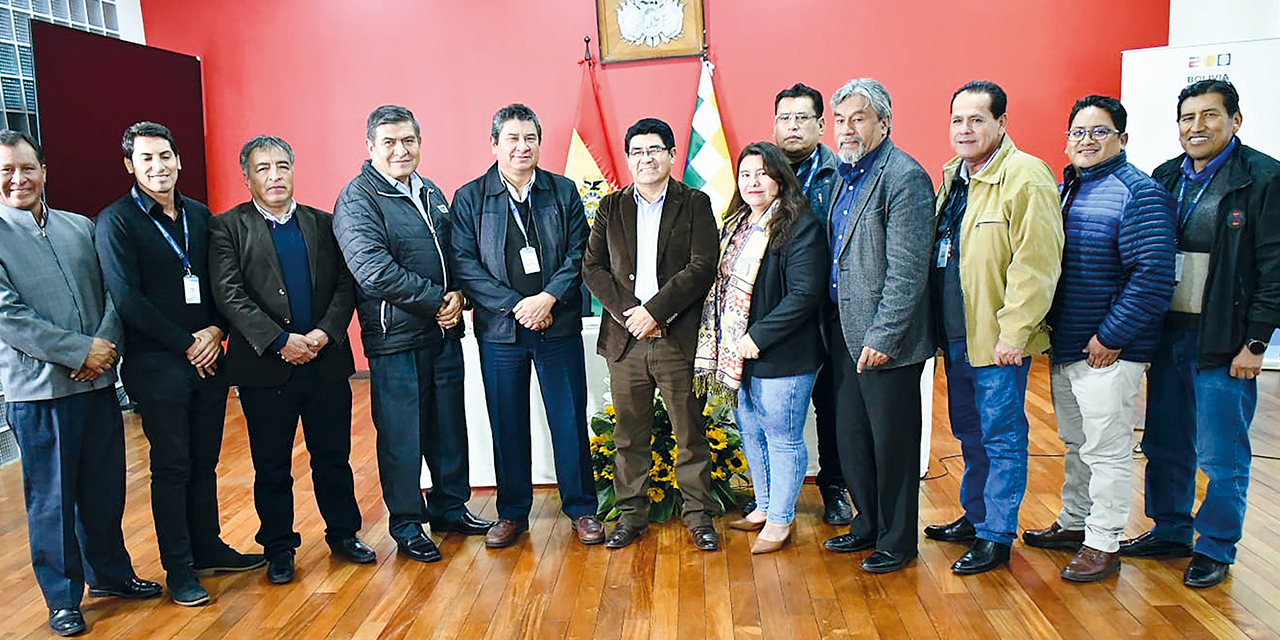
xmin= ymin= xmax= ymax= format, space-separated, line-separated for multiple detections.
xmin=596 ymin=0 xmax=706 ymax=64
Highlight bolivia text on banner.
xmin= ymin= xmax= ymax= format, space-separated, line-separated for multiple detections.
xmin=683 ymin=58 xmax=734 ymax=225
xmin=565 ymin=52 xmax=620 ymax=223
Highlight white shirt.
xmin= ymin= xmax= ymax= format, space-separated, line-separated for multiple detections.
xmin=633 ymin=183 xmax=667 ymax=304
xmin=499 ymin=171 xmax=535 ymax=203
xmin=253 ymin=198 xmax=298 ymax=224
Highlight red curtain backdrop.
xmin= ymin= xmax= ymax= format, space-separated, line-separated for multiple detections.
xmin=140 ymin=0 xmax=1170 ymax=368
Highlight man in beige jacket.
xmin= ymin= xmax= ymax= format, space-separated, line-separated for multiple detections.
xmin=922 ymin=81 xmax=1064 ymax=575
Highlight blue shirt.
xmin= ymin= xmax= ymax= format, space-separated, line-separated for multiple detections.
xmin=828 ymin=143 xmax=883 ymax=303
xmin=261 ymin=211 xmax=313 ymax=353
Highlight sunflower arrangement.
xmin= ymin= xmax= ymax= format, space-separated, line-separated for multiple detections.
xmin=590 ymin=390 xmax=749 ymax=522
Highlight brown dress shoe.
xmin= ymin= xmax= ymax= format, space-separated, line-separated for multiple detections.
xmin=485 ymin=519 xmax=529 ymax=548
xmin=1060 ymin=545 xmax=1120 ymax=582
xmin=1022 ymin=522 xmax=1085 ymax=550
xmin=574 ymin=514 xmax=605 ymax=545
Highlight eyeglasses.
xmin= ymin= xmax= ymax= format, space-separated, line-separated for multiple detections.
xmin=1066 ymin=127 xmax=1121 ymax=142
xmin=627 ymin=146 xmax=671 ymax=158
xmin=775 ymin=113 xmax=819 ymax=125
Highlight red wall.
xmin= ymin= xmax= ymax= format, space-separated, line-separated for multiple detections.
xmin=140 ymin=0 xmax=1169 ymax=368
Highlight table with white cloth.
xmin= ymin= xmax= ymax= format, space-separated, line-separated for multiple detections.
xmin=421 ymin=317 xmax=934 ymax=488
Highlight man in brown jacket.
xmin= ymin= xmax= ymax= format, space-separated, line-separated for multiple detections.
xmin=582 ymin=118 xmax=720 ymax=551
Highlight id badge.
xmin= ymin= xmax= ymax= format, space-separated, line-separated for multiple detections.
xmin=935 ymin=238 xmax=951 ymax=268
xmin=1174 ymin=252 xmax=1185 ymax=283
xmin=183 ymin=274 xmax=201 ymax=304
xmin=519 ymin=246 xmax=541 ymax=274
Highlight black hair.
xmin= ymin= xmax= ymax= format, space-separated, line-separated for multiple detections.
xmin=366 ymin=105 xmax=420 ymax=141
xmin=624 ymin=118 xmax=675 ymax=152
xmin=491 ymin=103 xmax=541 ymax=142
xmin=1177 ymin=79 xmax=1240 ymax=119
xmin=725 ymin=141 xmax=808 ymax=254
xmin=0 ymin=129 xmax=43 ymax=163
xmin=1068 ymin=95 xmax=1127 ymax=133
xmin=774 ymin=83 xmax=824 ymax=118
xmin=952 ymin=80 xmax=1007 ymax=119
xmin=122 ymin=121 xmax=179 ymax=158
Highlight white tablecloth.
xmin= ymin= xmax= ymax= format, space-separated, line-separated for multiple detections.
xmin=422 ymin=317 xmax=933 ymax=487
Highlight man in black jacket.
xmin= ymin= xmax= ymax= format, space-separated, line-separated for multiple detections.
xmin=333 ymin=105 xmax=491 ymax=564
xmin=95 ymin=122 xmax=264 ymax=606
xmin=451 ymin=103 xmax=603 ymax=549
xmin=210 ymin=135 xmax=375 ymax=584
xmin=1122 ymin=80 xmax=1280 ymax=588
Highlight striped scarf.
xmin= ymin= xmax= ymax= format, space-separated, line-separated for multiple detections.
xmin=693 ymin=201 xmax=775 ymax=405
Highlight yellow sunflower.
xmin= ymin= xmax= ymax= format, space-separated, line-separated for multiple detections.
xmin=604 ymin=404 xmax=615 ymax=416
xmin=705 ymin=428 xmax=728 ymax=450
xmin=727 ymin=450 xmax=748 ymax=473
xmin=648 ymin=487 xmax=665 ymax=503
xmin=711 ymin=467 xmax=727 ymax=480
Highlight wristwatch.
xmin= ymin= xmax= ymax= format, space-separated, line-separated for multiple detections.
xmin=1246 ymin=338 xmax=1268 ymax=355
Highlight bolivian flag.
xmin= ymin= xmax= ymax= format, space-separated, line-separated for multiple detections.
xmin=565 ymin=53 xmax=619 ymax=224
xmin=683 ymin=59 xmax=734 ymax=225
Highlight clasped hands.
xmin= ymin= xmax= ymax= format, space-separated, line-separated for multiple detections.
xmin=514 ymin=292 xmax=556 ymax=331
xmin=70 ymin=337 xmax=118 ymax=382
xmin=279 ymin=328 xmax=330 ymax=366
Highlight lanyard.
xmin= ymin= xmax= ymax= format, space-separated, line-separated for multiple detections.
xmin=800 ymin=147 xmax=820 ymax=196
xmin=508 ymin=197 xmax=533 ymax=247
xmin=1176 ymin=177 xmax=1213 ymax=232
xmin=133 ymin=190 xmax=192 ymax=274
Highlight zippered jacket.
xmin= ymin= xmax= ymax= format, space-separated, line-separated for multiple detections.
xmin=333 ymin=160 xmax=461 ymax=358
xmin=1050 ymin=152 xmax=1176 ymax=365
xmin=1152 ymin=140 xmax=1280 ymax=368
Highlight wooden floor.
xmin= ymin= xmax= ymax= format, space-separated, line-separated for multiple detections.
xmin=2 ymin=359 xmax=1280 ymax=639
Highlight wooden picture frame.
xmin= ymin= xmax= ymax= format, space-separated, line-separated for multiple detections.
xmin=596 ymin=0 xmax=705 ymax=64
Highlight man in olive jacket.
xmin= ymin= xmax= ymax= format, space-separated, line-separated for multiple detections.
xmin=924 ymin=81 xmax=1064 ymax=575
xmin=211 ymin=135 xmax=373 ymax=585
xmin=582 ymin=118 xmax=720 ymax=551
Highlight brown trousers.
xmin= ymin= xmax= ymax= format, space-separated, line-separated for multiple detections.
xmin=609 ymin=337 xmax=714 ymax=529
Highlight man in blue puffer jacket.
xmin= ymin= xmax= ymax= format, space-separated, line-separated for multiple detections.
xmin=1021 ymin=95 xmax=1176 ymax=583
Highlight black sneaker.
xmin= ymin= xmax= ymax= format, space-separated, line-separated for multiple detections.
xmin=266 ymin=550 xmax=295 ymax=585
xmin=166 ymin=568 xmax=210 ymax=607
xmin=192 ymin=544 xmax=267 ymax=576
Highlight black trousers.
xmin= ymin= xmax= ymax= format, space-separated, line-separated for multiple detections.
xmin=830 ymin=324 xmax=925 ymax=553
xmin=367 ymin=340 xmax=472 ymax=541
xmin=122 ymin=351 xmax=229 ymax=572
xmin=9 ymin=387 xmax=135 ymax=609
xmin=811 ymin=351 xmax=844 ymax=489
xmin=237 ymin=365 xmax=362 ymax=555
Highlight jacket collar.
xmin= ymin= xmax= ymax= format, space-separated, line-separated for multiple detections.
xmin=482 ymin=162 xmax=553 ymax=197
xmin=1063 ymin=150 xmax=1128 ymax=185
xmin=0 ymin=202 xmax=44 ymax=228
xmin=943 ymin=134 xmax=1018 ymax=185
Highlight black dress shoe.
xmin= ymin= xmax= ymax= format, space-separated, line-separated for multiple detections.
xmin=925 ymin=516 xmax=976 ymax=543
xmin=430 ymin=511 xmax=495 ymax=535
xmin=396 ymin=533 xmax=442 ymax=563
xmin=328 ymin=535 xmax=377 ymax=564
xmin=267 ymin=551 xmax=295 ymax=585
xmin=604 ymin=522 xmax=647 ymax=549
xmin=1022 ymin=522 xmax=1085 ymax=550
xmin=691 ymin=525 xmax=719 ymax=551
xmin=166 ymin=568 xmax=210 ymax=607
xmin=823 ymin=533 xmax=875 ymax=554
xmin=741 ymin=499 xmax=757 ymax=518
xmin=48 ymin=608 xmax=86 ymax=637
xmin=951 ymin=539 xmax=1011 ymax=575
xmin=1183 ymin=553 xmax=1230 ymax=588
xmin=1118 ymin=530 xmax=1193 ymax=558
xmin=192 ymin=544 xmax=267 ymax=576
xmin=819 ymin=485 xmax=854 ymax=526
xmin=87 ymin=576 xmax=163 ymax=599
xmin=861 ymin=550 xmax=916 ymax=574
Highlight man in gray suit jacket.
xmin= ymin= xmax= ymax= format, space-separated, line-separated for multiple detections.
xmin=818 ymin=80 xmax=936 ymax=574
xmin=0 ymin=130 xmax=161 ymax=636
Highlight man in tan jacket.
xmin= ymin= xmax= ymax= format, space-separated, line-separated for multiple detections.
xmin=922 ymin=81 xmax=1064 ymax=575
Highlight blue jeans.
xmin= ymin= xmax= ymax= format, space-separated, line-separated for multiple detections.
xmin=735 ymin=371 xmax=817 ymax=526
xmin=477 ymin=327 xmax=597 ymax=521
xmin=1142 ymin=328 xmax=1256 ymax=564
xmin=943 ymin=340 xmax=1031 ymax=545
